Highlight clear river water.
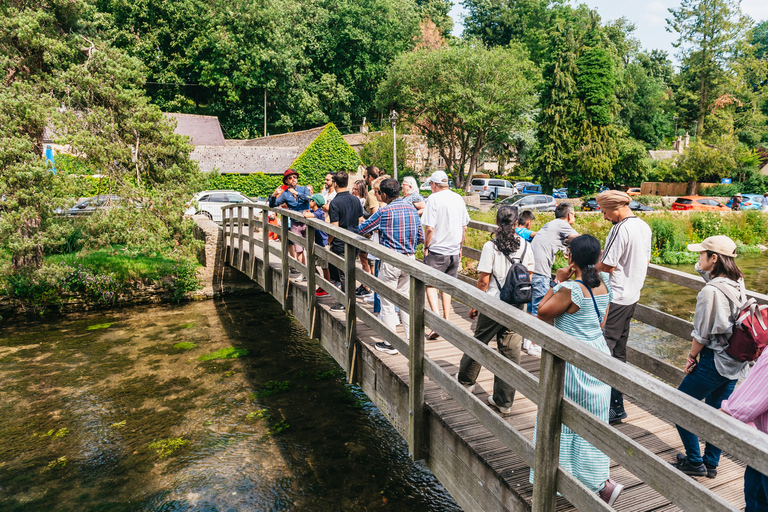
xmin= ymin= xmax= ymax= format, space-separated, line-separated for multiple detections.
xmin=1 ymin=254 xmax=765 ymax=511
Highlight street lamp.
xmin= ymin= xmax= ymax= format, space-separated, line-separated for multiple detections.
xmin=673 ymin=114 xmax=678 ymax=137
xmin=389 ymin=110 xmax=398 ymax=180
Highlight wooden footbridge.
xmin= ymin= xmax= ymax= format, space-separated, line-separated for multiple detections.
xmin=218 ymin=203 xmax=768 ymax=512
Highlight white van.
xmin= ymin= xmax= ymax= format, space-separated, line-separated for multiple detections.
xmin=470 ymin=178 xmax=516 ymax=200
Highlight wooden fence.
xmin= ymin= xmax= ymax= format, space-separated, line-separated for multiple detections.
xmin=221 ymin=203 xmax=768 ymax=512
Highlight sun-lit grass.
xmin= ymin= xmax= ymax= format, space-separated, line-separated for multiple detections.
xmin=46 ymin=245 xmax=184 ymax=281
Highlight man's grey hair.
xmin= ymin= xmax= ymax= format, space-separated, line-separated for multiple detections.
xmin=555 ymin=203 xmax=574 ymax=219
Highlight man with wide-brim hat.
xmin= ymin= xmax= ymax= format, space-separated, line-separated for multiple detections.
xmin=595 ymin=189 xmax=652 ymax=424
xmin=730 ymin=193 xmax=743 ymax=211
xmin=269 ymin=169 xmax=314 ymax=272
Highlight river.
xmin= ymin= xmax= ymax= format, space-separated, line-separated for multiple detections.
xmin=0 ymin=293 xmax=460 ymax=511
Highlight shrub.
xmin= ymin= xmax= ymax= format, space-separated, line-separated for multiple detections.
xmin=699 ymin=184 xmax=741 ymax=197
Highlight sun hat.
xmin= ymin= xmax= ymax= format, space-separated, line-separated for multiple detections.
xmin=687 ymin=235 xmax=738 ymax=258
xmin=426 ymin=170 xmax=449 ymax=185
xmin=596 ymin=190 xmax=631 ymax=210
xmin=735 ymin=193 xmax=742 ymax=197
xmin=282 ymin=169 xmax=299 ymax=184
xmin=310 ymin=193 xmax=325 ymax=206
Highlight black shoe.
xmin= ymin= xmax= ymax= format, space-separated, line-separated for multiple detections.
xmin=677 ymin=454 xmax=717 ymax=478
xmin=671 ymin=455 xmax=707 ymax=477
xmin=374 ymin=341 xmax=398 ymax=355
xmin=355 ymin=286 xmax=372 ymax=297
xmin=609 ymin=407 xmax=627 ymax=424
xmin=331 ymin=303 xmax=346 ymax=311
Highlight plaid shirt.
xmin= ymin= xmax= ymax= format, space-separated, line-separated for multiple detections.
xmin=358 ymin=199 xmax=424 ymax=255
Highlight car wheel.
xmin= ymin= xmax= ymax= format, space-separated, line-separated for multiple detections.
xmin=488 ymin=192 xmax=495 ymax=201
xmin=197 ymin=210 xmax=213 ymax=220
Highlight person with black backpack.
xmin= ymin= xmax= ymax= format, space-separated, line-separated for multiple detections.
xmin=457 ymin=206 xmax=534 ymax=415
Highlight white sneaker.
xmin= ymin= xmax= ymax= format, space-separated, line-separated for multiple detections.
xmin=527 ymin=344 xmax=542 ymax=357
xmin=294 ymin=274 xmax=305 ymax=282
xmin=364 ymin=295 xmax=375 ymax=303
xmin=522 ymin=338 xmax=532 ymax=351
xmin=455 ymin=373 xmax=475 ymax=393
xmin=489 ymin=395 xmax=512 ymax=414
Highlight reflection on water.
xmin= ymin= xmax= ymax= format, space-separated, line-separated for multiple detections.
xmin=0 ymin=293 xmax=460 ymax=511
xmin=631 ymin=254 xmax=768 ymax=368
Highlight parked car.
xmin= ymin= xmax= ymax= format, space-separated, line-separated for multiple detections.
xmin=733 ymin=194 xmax=763 ymax=210
xmin=627 ymin=188 xmax=642 ymax=196
xmin=60 ymin=195 xmax=129 ymax=216
xmin=670 ymin=196 xmax=729 ymax=212
xmin=513 ymin=181 xmax=534 ymax=193
xmin=552 ymin=188 xmax=568 ymax=199
xmin=582 ymin=198 xmax=600 ymax=211
xmin=469 ymin=178 xmax=516 ymax=200
xmin=521 ymin=184 xmax=543 ymax=194
xmin=492 ymin=194 xmax=557 ymax=212
xmin=185 ymin=190 xmax=258 ymax=223
xmin=629 ymin=200 xmax=653 ymax=212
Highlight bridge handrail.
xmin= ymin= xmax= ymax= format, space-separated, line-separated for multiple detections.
xmin=221 ymin=204 xmax=768 ymax=512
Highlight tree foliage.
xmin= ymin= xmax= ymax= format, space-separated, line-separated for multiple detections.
xmin=377 ymin=42 xmax=540 ymax=189
xmin=359 ymin=129 xmax=408 ymax=177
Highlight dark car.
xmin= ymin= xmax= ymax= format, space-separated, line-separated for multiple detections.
xmin=60 ymin=195 xmax=127 ymax=216
xmin=582 ymin=198 xmax=600 ymax=211
xmin=629 ymin=200 xmax=654 ymax=212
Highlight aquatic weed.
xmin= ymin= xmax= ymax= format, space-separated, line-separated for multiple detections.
xmin=197 ymin=347 xmax=249 ymax=361
xmin=173 ymin=342 xmax=197 ymax=350
xmin=86 ymin=323 xmax=113 ymax=331
xmin=148 ymin=437 xmax=189 ymax=458
xmin=268 ymin=420 xmax=290 ymax=435
xmin=111 ymin=420 xmax=126 ymax=429
xmin=47 ymin=456 xmax=68 ymax=469
xmin=255 ymin=380 xmax=291 ymax=397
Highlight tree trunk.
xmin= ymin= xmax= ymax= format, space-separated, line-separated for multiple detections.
xmin=686 ymin=180 xmax=697 ymax=195
xmin=12 ymin=218 xmax=44 ymax=270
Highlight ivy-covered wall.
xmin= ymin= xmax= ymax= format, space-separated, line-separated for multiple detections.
xmin=206 ymin=123 xmax=362 ymax=197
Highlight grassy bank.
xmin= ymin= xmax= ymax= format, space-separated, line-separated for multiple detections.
xmin=468 ymin=210 xmax=768 ymax=266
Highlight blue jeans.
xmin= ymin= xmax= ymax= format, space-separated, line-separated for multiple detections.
xmin=373 ymin=259 xmax=381 ymax=314
xmin=676 ymin=348 xmax=737 ymax=467
xmin=530 ymin=274 xmax=550 ymax=317
xmin=745 ymin=466 xmax=768 ymax=512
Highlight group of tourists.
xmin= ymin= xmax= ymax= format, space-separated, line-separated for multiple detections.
xmin=270 ymin=168 xmax=768 ymax=509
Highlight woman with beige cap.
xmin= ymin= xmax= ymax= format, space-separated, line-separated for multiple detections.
xmin=671 ymin=235 xmax=750 ymax=479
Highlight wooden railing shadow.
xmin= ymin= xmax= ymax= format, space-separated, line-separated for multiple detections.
xmin=220 ymin=203 xmax=768 ymax=512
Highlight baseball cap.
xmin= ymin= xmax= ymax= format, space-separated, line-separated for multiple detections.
xmin=687 ymin=235 xmax=738 ymax=258
xmin=426 ymin=170 xmax=449 ymax=185
xmin=310 ymin=193 xmax=325 ymax=206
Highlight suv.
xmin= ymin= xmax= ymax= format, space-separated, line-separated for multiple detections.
xmin=521 ymin=184 xmax=543 ymax=194
xmin=470 ymin=178 xmax=516 ymax=200
xmin=493 ymin=194 xmax=557 ymax=212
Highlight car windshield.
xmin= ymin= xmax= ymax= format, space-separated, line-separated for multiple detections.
xmin=499 ymin=195 xmax=526 ymax=204
xmin=675 ymin=198 xmax=693 ymax=204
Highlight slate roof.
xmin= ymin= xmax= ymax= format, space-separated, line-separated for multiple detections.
xmin=166 ymin=113 xmax=226 ymax=146
xmin=648 ymin=150 xmax=681 ymax=161
xmin=236 ymin=126 xmax=325 ymax=148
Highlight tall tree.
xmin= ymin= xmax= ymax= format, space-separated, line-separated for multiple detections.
xmin=667 ymin=0 xmax=751 ymax=137
xmin=377 ymin=42 xmax=540 ymax=189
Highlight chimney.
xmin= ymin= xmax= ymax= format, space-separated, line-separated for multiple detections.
xmin=360 ymin=117 xmax=368 ymax=134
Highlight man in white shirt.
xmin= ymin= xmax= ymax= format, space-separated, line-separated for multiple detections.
xmin=320 ymin=173 xmax=336 ymax=212
xmin=595 ymin=190 xmax=652 ymax=424
xmin=421 ymin=170 xmax=469 ymax=340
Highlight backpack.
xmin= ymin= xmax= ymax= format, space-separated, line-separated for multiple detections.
xmin=492 ymin=242 xmax=533 ymax=306
xmin=708 ymin=281 xmax=768 ymax=362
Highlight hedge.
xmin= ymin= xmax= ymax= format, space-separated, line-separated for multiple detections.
xmin=206 ymin=123 xmax=362 ymax=197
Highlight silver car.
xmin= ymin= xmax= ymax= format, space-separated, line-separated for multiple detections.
xmin=470 ymin=178 xmax=517 ymax=200
xmin=185 ymin=190 xmax=258 ymax=223
xmin=492 ymin=194 xmax=557 ymax=212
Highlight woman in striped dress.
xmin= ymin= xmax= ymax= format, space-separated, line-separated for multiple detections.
xmin=531 ymin=234 xmax=624 ymax=506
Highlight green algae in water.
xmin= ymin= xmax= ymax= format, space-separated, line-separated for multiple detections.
xmin=254 ymin=380 xmax=291 ymax=397
xmin=148 ymin=437 xmax=189 ymax=458
xmin=47 ymin=456 xmax=68 ymax=469
xmin=246 ymin=409 xmax=270 ymax=421
xmin=267 ymin=420 xmax=289 ymax=435
xmin=86 ymin=323 xmax=113 ymax=330
xmin=197 ymin=347 xmax=248 ymax=361
xmin=173 ymin=342 xmax=197 ymax=350
xmin=111 ymin=420 xmax=127 ymax=429
xmin=41 ymin=428 xmax=70 ymax=438
xmin=181 ymin=323 xmax=195 ymax=329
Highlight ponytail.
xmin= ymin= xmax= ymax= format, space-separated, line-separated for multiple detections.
xmin=569 ymin=235 xmax=602 ymax=289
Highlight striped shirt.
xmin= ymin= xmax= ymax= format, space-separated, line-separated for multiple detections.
xmin=721 ymin=350 xmax=768 ymax=434
xmin=358 ymin=199 xmax=424 ymax=255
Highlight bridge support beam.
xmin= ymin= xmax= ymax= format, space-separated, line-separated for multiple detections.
xmin=409 ymin=276 xmax=426 ymax=461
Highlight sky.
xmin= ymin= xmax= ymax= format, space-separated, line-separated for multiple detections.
xmin=449 ymin=0 xmax=768 ymax=65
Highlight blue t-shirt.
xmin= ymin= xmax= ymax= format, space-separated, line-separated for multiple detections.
xmin=515 ymin=227 xmax=534 ymax=242
xmin=313 ymin=209 xmax=328 ymax=247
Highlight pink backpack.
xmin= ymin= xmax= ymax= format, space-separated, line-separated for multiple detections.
xmin=710 ymin=281 xmax=768 ymax=362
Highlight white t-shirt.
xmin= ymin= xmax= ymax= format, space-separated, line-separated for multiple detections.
xmin=422 ymin=189 xmax=469 ymax=256
xmin=600 ymin=216 xmax=652 ymax=305
xmin=477 ymin=238 xmax=535 ymax=300
xmin=321 ymin=188 xmax=337 ymax=204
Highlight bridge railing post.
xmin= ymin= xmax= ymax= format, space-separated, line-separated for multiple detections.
xmin=261 ymin=209 xmax=272 ymax=292
xmin=532 ymin=349 xmax=566 ymax=512
xmin=229 ymin=207 xmax=237 ymax=266
xmin=237 ymin=206 xmax=244 ymax=271
xmin=344 ymin=241 xmax=357 ymax=383
xmin=280 ymin=215 xmax=290 ymax=311
xmin=247 ymin=207 xmax=255 ymax=279
xmin=306 ymin=224 xmax=318 ymax=339
xmin=409 ymin=276 xmax=426 ymax=461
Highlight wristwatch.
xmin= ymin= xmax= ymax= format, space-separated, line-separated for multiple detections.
xmin=550 ymin=279 xmax=557 ymax=288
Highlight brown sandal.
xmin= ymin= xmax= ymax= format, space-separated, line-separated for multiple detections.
xmin=427 ymin=331 xmax=439 ymax=340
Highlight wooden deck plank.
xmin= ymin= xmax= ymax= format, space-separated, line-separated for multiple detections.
xmin=230 ymin=238 xmax=747 ymax=512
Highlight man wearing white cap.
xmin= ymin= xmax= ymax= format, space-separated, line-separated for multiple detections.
xmin=422 ymin=170 xmax=469 ymax=339
xmin=595 ymin=190 xmax=652 ymax=424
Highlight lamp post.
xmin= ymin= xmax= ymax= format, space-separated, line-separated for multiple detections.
xmin=673 ymin=114 xmax=678 ymax=137
xmin=389 ymin=110 xmax=398 ymax=180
